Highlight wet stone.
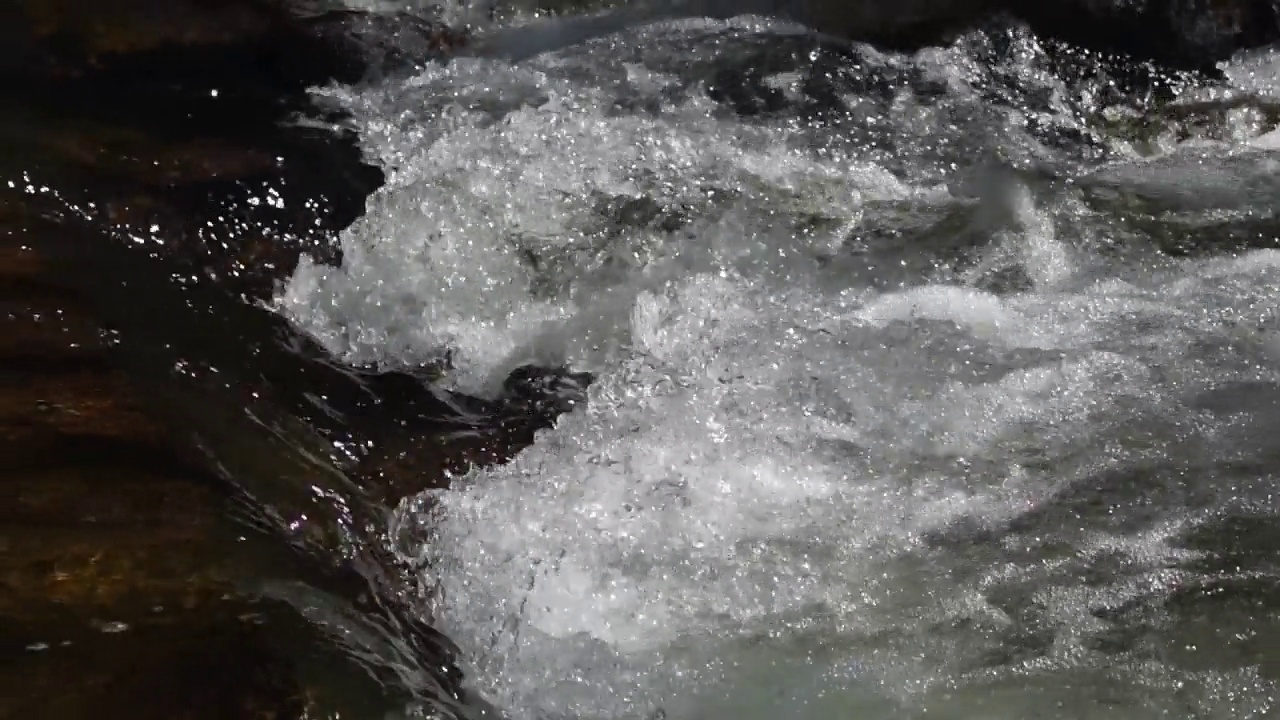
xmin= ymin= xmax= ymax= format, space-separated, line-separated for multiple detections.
xmin=0 ymin=267 xmax=109 ymax=375
xmin=0 ymin=228 xmax=322 ymax=718
xmin=0 ymin=368 xmax=161 ymax=445
xmin=0 ymin=217 xmax=497 ymax=713
xmin=12 ymin=118 xmax=280 ymax=187
xmin=0 ymin=239 xmax=40 ymax=279
xmin=0 ymin=5 xmax=599 ymax=719
xmin=6 ymin=0 xmax=275 ymax=56
xmin=358 ymin=427 xmax=539 ymax=505
xmin=0 ymin=611 xmax=309 ymax=720
xmin=1016 ymin=0 xmax=1280 ymax=71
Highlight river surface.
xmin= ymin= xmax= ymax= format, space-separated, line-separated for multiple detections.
xmin=276 ymin=9 xmax=1280 ymax=720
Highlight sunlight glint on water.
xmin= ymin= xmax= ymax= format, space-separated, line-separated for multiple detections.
xmin=278 ymin=18 xmax=1280 ymax=720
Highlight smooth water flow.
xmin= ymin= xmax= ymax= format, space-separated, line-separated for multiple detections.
xmin=278 ymin=14 xmax=1280 ymax=719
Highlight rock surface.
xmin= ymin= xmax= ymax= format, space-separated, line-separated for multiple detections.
xmin=1016 ymin=0 xmax=1280 ymax=71
xmin=484 ymin=0 xmax=1279 ymax=70
xmin=0 ymin=205 xmax=314 ymax=720
xmin=0 ymin=4 xmax=579 ymax=717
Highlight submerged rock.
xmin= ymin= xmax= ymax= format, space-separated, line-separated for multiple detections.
xmin=3 ymin=615 xmax=311 ymax=720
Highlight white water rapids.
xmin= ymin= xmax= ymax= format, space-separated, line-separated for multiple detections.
xmin=277 ymin=14 xmax=1280 ymax=720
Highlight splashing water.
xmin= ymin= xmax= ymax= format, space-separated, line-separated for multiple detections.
xmin=278 ymin=15 xmax=1280 ymax=720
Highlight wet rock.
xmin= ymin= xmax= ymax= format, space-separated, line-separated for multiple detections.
xmin=796 ymin=0 xmax=1280 ymax=69
xmin=0 ymin=3 xmax=576 ymax=717
xmin=3 ymin=200 xmax=534 ymax=711
xmin=306 ymin=8 xmax=472 ymax=80
xmin=1016 ymin=0 xmax=1280 ymax=72
xmin=0 ymin=224 xmax=460 ymax=719
xmin=0 ymin=271 xmax=306 ymax=720
xmin=1 ymin=614 xmax=310 ymax=720
xmin=492 ymin=0 xmax=1279 ymax=73
xmin=2 ymin=0 xmax=325 ymax=83
xmin=0 ymin=115 xmax=278 ymax=187
xmin=4 ymin=0 xmax=275 ymax=61
xmin=0 ymin=91 xmax=384 ymax=303
xmin=0 ymin=236 xmax=232 ymax=609
xmin=787 ymin=0 xmax=1006 ymax=51
xmin=1 ymin=0 xmax=465 ymax=90
xmin=502 ymin=364 xmax=594 ymax=417
xmin=0 ymin=1 xmax=460 ymax=306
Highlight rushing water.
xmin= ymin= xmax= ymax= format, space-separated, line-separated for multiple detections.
xmin=277 ymin=11 xmax=1280 ymax=720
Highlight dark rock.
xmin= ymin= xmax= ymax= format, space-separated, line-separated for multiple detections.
xmin=502 ymin=364 xmax=594 ymax=417
xmin=0 ymin=215 xmax=486 ymax=716
xmin=0 ymin=4 xmax=582 ymax=718
xmin=304 ymin=8 xmax=471 ymax=81
xmin=0 ymin=1 xmax=393 ymax=301
xmin=3 ymin=132 xmax=581 ymax=710
xmin=482 ymin=0 xmax=1280 ymax=73
xmin=1 ymin=613 xmax=310 ymax=720
xmin=783 ymin=0 xmax=1008 ymax=51
xmin=0 ymin=251 xmax=305 ymax=720
xmin=805 ymin=0 xmax=1280 ymax=70
xmin=1017 ymin=0 xmax=1280 ymax=72
xmin=0 ymin=1 xmax=460 ymax=88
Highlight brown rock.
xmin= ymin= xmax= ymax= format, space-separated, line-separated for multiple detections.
xmin=0 ymin=240 xmax=41 ymax=280
xmin=0 ymin=266 xmax=329 ymax=720
xmin=0 ymin=368 xmax=161 ymax=445
xmin=1 ymin=0 xmax=278 ymax=75
xmin=12 ymin=0 xmax=276 ymax=51
xmin=1014 ymin=0 xmax=1278 ymax=70
xmin=1 ymin=612 xmax=309 ymax=720
xmin=0 ymin=4 xmax=493 ymax=717
xmin=359 ymin=426 xmax=538 ymax=504
xmin=0 ymin=214 xmax=322 ymax=717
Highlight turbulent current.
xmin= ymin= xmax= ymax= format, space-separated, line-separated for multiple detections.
xmin=276 ymin=12 xmax=1280 ymax=720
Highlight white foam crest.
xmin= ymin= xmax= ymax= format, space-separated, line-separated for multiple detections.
xmin=411 ymin=271 xmax=978 ymax=717
xmin=279 ymin=25 xmax=1280 ymax=720
xmin=400 ymin=245 xmax=1280 ymax=718
xmin=280 ymin=58 xmax=919 ymax=392
xmin=1223 ymin=46 xmax=1280 ymax=97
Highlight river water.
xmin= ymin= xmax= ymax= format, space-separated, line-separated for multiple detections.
xmin=277 ymin=11 xmax=1280 ymax=720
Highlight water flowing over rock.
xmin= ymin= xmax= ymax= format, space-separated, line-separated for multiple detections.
xmin=2 ymin=2 xmax=493 ymax=717
xmin=265 ymin=6 xmax=1280 ymax=717
xmin=9 ymin=1 xmax=1280 ymax=719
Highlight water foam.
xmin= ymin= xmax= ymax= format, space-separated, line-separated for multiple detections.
xmin=279 ymin=20 xmax=1280 ymax=720
xmin=280 ymin=41 xmax=928 ymax=394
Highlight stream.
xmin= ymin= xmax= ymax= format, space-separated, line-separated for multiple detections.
xmin=9 ymin=2 xmax=1280 ymax=719
xmin=268 ymin=7 xmax=1280 ymax=720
